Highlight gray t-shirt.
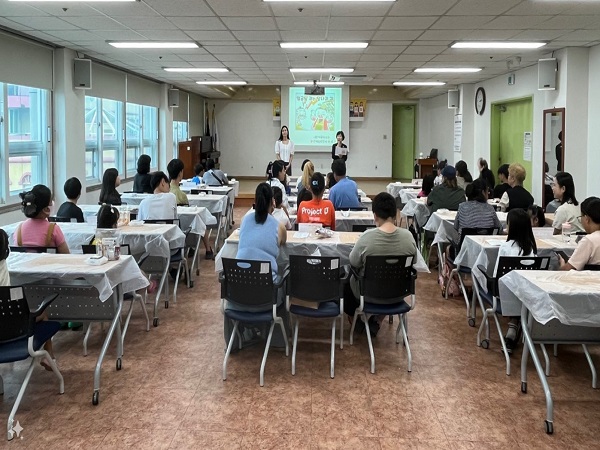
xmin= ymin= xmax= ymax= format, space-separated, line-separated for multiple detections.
xmin=349 ymin=227 xmax=418 ymax=299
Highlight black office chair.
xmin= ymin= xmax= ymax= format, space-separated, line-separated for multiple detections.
xmin=339 ymin=206 xmax=368 ymax=211
xmin=352 ymin=224 xmax=375 ymax=232
xmin=10 ymin=246 xmax=57 ymax=254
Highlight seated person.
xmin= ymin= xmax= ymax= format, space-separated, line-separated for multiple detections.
xmin=296 ymin=188 xmax=312 ymax=211
xmin=454 ymin=179 xmax=501 ymax=243
xmin=326 ymin=172 xmax=337 ymax=189
xmin=167 ymin=158 xmax=189 ymax=206
xmin=499 ymin=163 xmax=534 ymax=212
xmin=267 ymin=160 xmax=289 ymax=210
xmin=133 ymin=154 xmax=152 ymax=194
xmin=137 ymin=172 xmax=178 ymax=220
xmin=328 ymin=159 xmax=360 ymax=210
xmin=434 ymin=159 xmax=447 ymax=186
xmin=560 ymin=197 xmax=600 ymax=270
xmin=527 ymin=205 xmax=546 ymax=227
xmin=14 ymin=184 xmax=70 ymax=254
xmin=0 ymin=229 xmax=10 ymax=286
xmin=202 ymin=159 xmax=229 ymax=186
xmin=271 ymin=186 xmax=292 ymax=230
xmin=477 ymin=157 xmax=495 ymax=196
xmin=191 ymin=163 xmax=205 ymax=185
xmin=344 ymin=192 xmax=418 ymax=336
xmin=296 ymin=172 xmax=336 ymax=230
xmin=297 ymin=160 xmax=314 ymax=202
xmin=99 ymin=168 xmax=122 ymax=205
xmin=418 ymin=174 xmax=435 ymax=198
xmin=56 ymin=177 xmax=84 ymax=223
xmin=455 ymin=160 xmax=473 ymax=190
xmin=551 ymin=171 xmax=585 ymax=235
xmin=493 ymin=164 xmax=511 ymax=199
xmin=427 ymin=165 xmax=466 ymax=213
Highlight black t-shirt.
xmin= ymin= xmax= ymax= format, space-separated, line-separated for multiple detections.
xmin=506 ymin=185 xmax=534 ymax=211
xmin=56 ymin=201 xmax=84 ymax=223
xmin=493 ymin=183 xmax=511 ymax=199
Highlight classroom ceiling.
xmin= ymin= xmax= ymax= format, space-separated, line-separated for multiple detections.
xmin=1 ymin=0 xmax=600 ymax=99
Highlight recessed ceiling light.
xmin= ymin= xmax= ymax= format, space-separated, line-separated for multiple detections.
xmin=393 ymin=81 xmax=446 ymax=86
xmin=414 ymin=67 xmax=482 ymax=73
xmin=290 ymin=68 xmax=354 ymax=73
xmin=164 ymin=68 xmax=229 ymax=73
xmin=196 ymin=81 xmax=247 ymax=85
xmin=294 ymin=81 xmax=344 ymax=86
xmin=281 ymin=42 xmax=368 ymax=49
xmin=452 ymin=42 xmax=546 ymax=49
xmin=108 ymin=42 xmax=199 ymax=49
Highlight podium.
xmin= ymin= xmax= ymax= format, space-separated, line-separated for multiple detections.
xmin=416 ymin=158 xmax=437 ymax=178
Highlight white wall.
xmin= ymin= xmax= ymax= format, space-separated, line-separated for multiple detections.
xmin=587 ymin=45 xmax=600 ymax=197
xmin=418 ymin=94 xmax=455 ymax=163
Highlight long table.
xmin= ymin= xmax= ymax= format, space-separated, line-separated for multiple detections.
xmin=121 ymin=192 xmax=228 ymax=215
xmin=386 ymin=182 xmax=422 ymax=201
xmin=288 ymin=195 xmax=372 ymax=210
xmin=424 ymin=210 xmax=508 ymax=247
xmin=278 ymin=209 xmax=375 ymax=232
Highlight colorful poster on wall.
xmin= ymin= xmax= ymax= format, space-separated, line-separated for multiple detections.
xmin=272 ymin=98 xmax=281 ymax=118
xmin=349 ymin=98 xmax=367 ymax=118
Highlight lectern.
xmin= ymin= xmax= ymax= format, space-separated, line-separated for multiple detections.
xmin=416 ymin=158 xmax=437 ymax=178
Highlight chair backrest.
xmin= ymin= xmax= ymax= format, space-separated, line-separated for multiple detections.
xmin=221 ymin=258 xmax=276 ymax=309
xmin=362 ymin=255 xmax=416 ymax=304
xmin=10 ymin=246 xmax=57 ymax=254
xmin=352 ymin=224 xmax=375 ymax=232
xmin=459 ymin=227 xmax=498 ymax=249
xmin=496 ymin=256 xmax=551 ymax=280
xmin=0 ymin=286 xmax=31 ymax=343
xmin=49 ymin=216 xmax=76 ymax=223
xmin=82 ymin=244 xmax=130 ymax=255
xmin=144 ymin=218 xmax=181 ymax=228
xmin=190 ymin=189 xmax=200 ymax=195
xmin=339 ymin=206 xmax=368 ymax=211
xmin=289 ymin=255 xmax=341 ymax=303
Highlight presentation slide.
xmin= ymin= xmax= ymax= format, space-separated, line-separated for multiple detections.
xmin=289 ymin=87 xmax=342 ymax=148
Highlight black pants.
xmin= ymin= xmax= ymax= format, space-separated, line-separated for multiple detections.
xmin=283 ymin=161 xmax=291 ymax=176
xmin=343 ymin=279 xmax=360 ymax=317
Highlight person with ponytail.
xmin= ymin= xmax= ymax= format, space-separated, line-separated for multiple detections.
xmin=296 ymin=172 xmax=336 ymax=230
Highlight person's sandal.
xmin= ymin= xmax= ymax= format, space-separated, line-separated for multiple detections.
xmin=205 ymin=249 xmax=214 ymax=260
xmin=147 ymin=279 xmax=159 ymax=294
xmin=41 ymin=358 xmax=58 ymax=372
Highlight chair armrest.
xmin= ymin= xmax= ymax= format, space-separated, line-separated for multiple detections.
xmin=30 ymin=293 xmax=59 ymax=319
xmin=274 ymin=268 xmax=290 ymax=289
xmin=340 ymin=265 xmax=351 ymax=282
xmin=477 ymin=264 xmax=498 ymax=296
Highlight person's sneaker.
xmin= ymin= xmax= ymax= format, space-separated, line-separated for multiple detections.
xmin=169 ymin=268 xmax=179 ymax=280
xmin=205 ymin=249 xmax=214 ymax=260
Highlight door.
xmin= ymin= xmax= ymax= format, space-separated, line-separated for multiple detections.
xmin=392 ymin=104 xmax=416 ymax=180
xmin=490 ymin=98 xmax=533 ymax=192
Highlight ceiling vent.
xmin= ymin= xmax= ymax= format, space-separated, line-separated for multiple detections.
xmin=329 ymin=74 xmax=372 ymax=82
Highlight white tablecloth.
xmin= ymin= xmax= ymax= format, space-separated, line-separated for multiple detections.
xmin=386 ymin=182 xmax=422 ymax=200
xmin=214 ymin=230 xmax=429 ymax=274
xmin=400 ymin=198 xmax=430 ymax=228
xmin=499 ymin=270 xmax=600 ymax=325
xmin=399 ymin=189 xmax=420 ymax=204
xmin=258 ymin=209 xmax=375 ymax=232
xmin=424 ymin=210 xmax=508 ymax=247
xmin=120 ymin=192 xmax=228 ymax=215
xmin=7 ymin=253 xmax=148 ymax=302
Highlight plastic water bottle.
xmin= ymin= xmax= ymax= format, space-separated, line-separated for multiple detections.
xmin=562 ymin=222 xmax=572 ymax=243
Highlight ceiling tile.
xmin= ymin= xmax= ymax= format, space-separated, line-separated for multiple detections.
xmin=244 ymin=46 xmax=285 ymax=54
xmin=144 ymin=0 xmax=214 ymax=17
xmin=484 ymin=15 xmax=553 ymax=30
xmin=534 ymin=15 xmax=600 ymax=30
xmin=380 ymin=16 xmax=438 ymax=30
xmin=417 ymin=30 xmax=473 ymax=41
xmin=85 ymin=3 xmax=157 ymax=17
xmin=89 ymin=29 xmax=145 ymax=40
xmin=331 ymin=4 xmax=393 ymax=17
xmin=61 ymin=16 xmax=124 ymax=31
xmin=186 ymin=31 xmax=236 ymax=41
xmin=510 ymin=30 xmax=568 ymax=41
xmin=388 ymin=0 xmax=457 ymax=16
xmin=222 ymin=17 xmax=277 ymax=31
xmin=205 ymin=0 xmax=271 ymax=17
xmin=446 ymin=0 xmax=521 ymax=16
xmin=113 ymin=16 xmax=177 ymax=30
xmin=216 ymin=54 xmax=254 ymax=62
xmin=45 ymin=30 xmax=101 ymax=41
xmin=372 ymin=30 xmax=423 ymax=40
xmin=432 ymin=15 xmax=495 ymax=29
xmin=269 ymin=4 xmax=332 ymax=17
xmin=0 ymin=3 xmax=49 ymax=17
xmin=366 ymin=45 xmax=408 ymax=54
xmin=203 ymin=45 xmax=247 ymax=54
xmin=280 ymin=31 xmax=327 ymax=41
xmin=275 ymin=16 xmax=329 ymax=31
xmin=327 ymin=31 xmax=375 ymax=41
xmin=360 ymin=54 xmax=398 ymax=62
xmin=403 ymin=45 xmax=448 ymax=55
xmin=251 ymin=53 xmax=288 ymax=62
xmin=465 ymin=29 xmax=522 ymax=40
xmin=232 ymin=30 xmax=281 ymax=41
xmin=167 ymin=17 xmax=226 ymax=30
xmin=137 ymin=30 xmax=191 ymax=41
xmin=328 ymin=17 xmax=383 ymax=30
xmin=395 ymin=54 xmax=434 ymax=62
xmin=9 ymin=16 xmax=80 ymax=30
xmin=558 ymin=30 xmax=600 ymax=42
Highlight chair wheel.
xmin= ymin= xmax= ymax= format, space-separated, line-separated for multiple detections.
xmin=165 ymin=301 xmax=169 ymax=309
xmin=153 ymin=318 xmax=159 ymax=327
xmin=481 ymin=339 xmax=489 ymax=349
xmin=116 ymin=358 xmax=122 ymax=370
xmin=521 ymin=382 xmax=527 ymax=394
xmin=545 ymin=420 xmax=553 ymax=434
xmin=468 ymin=318 xmax=476 ymax=327
xmin=92 ymin=391 xmax=99 ymax=405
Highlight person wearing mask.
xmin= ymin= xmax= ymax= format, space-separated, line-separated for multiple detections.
xmin=328 ymin=159 xmax=360 ymax=210
xmin=271 ymin=186 xmax=292 ymax=230
xmin=296 ymin=172 xmax=336 ymax=230
xmin=331 ymin=130 xmax=348 ymax=161
xmin=498 ymin=163 xmax=534 ymax=212
xmin=454 ymin=179 xmax=502 ymax=243
xmin=477 ymin=157 xmax=495 ymax=196
xmin=493 ymin=164 xmax=511 ymax=199
xmin=427 ymin=165 xmax=466 ymax=213
xmin=56 ymin=177 xmax=84 ymax=223
xmin=267 ymin=160 xmax=289 ymax=210
xmin=527 ymin=205 xmax=546 ymax=227
xmin=297 ymin=160 xmax=314 ymax=204
xmin=99 ymin=168 xmax=121 ymax=205
xmin=191 ymin=163 xmax=205 ymax=185
xmin=559 ymin=197 xmax=600 ymax=270
xmin=455 ymin=160 xmax=473 ymax=190
xmin=202 ymin=158 xmax=228 ymax=186
xmin=434 ymin=160 xmax=448 ymax=186
xmin=274 ymin=125 xmax=294 ymax=176
xmin=167 ymin=158 xmax=189 ymax=206
xmin=551 ymin=171 xmax=584 ymax=235
xmin=418 ymin=174 xmax=435 ymax=198
xmin=133 ymin=154 xmax=152 ymax=194
xmin=344 ymin=192 xmax=418 ymax=336
xmin=137 ymin=172 xmax=178 ymax=221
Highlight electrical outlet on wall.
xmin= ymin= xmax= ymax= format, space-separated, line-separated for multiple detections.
xmin=383 ymin=134 xmax=387 ymax=139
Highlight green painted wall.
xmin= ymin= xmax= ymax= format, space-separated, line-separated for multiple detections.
xmin=392 ymin=104 xmax=416 ymax=180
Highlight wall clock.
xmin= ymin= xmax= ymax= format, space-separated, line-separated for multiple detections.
xmin=475 ymin=87 xmax=486 ymax=115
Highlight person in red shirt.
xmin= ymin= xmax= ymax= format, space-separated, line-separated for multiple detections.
xmin=296 ymin=172 xmax=336 ymax=230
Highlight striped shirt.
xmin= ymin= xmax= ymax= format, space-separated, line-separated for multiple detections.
xmin=454 ymin=200 xmax=501 ymax=242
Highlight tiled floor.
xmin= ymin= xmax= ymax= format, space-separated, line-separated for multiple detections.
xmin=1 ymin=206 xmax=600 ymax=449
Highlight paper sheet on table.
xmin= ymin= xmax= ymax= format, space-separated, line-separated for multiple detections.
xmin=486 ymin=239 xmax=506 ymax=247
xmin=294 ymin=232 xmax=309 ymax=239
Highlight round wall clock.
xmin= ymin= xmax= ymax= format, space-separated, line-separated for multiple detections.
xmin=475 ymin=87 xmax=486 ymax=115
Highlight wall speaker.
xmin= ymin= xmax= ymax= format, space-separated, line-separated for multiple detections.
xmin=538 ymin=58 xmax=557 ymax=91
xmin=168 ymin=88 xmax=180 ymax=107
xmin=73 ymin=58 xmax=92 ymax=90
xmin=448 ymin=89 xmax=459 ymax=109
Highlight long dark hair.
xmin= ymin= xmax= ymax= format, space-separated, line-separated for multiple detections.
xmin=555 ymin=171 xmax=578 ymax=206
xmin=254 ymin=183 xmax=273 ymax=225
xmin=20 ymin=184 xmax=52 ymax=219
xmin=456 ymin=160 xmax=473 ymax=182
xmin=421 ymin=174 xmax=435 ymax=196
xmin=136 ymin=155 xmax=151 ymax=175
xmin=97 ymin=204 xmax=120 ymax=228
xmin=278 ymin=125 xmax=290 ymax=141
xmin=506 ymin=209 xmax=537 ymax=256
xmin=270 ymin=160 xmax=285 ymax=180
xmin=99 ymin=168 xmax=119 ymax=204
xmin=465 ymin=179 xmax=487 ymax=203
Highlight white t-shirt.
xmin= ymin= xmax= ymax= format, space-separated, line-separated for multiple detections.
xmin=137 ymin=192 xmax=178 ymax=221
xmin=272 ymin=207 xmax=292 ymax=230
xmin=493 ymin=239 xmax=535 ymax=277
xmin=552 ymin=202 xmax=585 ymax=233
xmin=269 ymin=178 xmax=289 ymax=209
xmin=275 ymin=140 xmax=295 ymax=162
xmin=568 ymin=230 xmax=600 ymax=270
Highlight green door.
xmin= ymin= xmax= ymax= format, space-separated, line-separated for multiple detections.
xmin=490 ymin=98 xmax=533 ymax=192
xmin=392 ymin=104 xmax=416 ymax=180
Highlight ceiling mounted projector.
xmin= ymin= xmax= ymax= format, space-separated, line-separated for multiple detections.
xmin=305 ymin=80 xmax=325 ymax=95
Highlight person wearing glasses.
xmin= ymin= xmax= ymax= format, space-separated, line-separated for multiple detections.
xmin=551 ymin=171 xmax=584 ymax=235
xmin=559 ymin=197 xmax=600 ymax=270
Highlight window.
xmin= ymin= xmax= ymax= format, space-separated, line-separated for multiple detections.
xmin=126 ymin=103 xmax=158 ymax=177
xmin=1 ymin=83 xmax=51 ymax=202
xmin=172 ymin=120 xmax=189 ymax=158
xmin=85 ymin=96 xmax=124 ymax=182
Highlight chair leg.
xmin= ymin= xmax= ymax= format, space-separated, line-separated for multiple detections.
xmin=184 ymin=258 xmax=191 ymax=288
xmin=330 ymin=317 xmax=336 ymax=379
xmin=457 ymin=273 xmax=471 ymax=317
xmin=395 ymin=317 xmax=402 ymax=344
xmin=173 ymin=261 xmax=183 ymax=304
xmin=553 ymin=344 xmax=558 ymax=357
xmin=235 ymin=329 xmax=243 ymax=350
xmin=83 ymin=323 xmax=93 ymax=356
xmin=153 ymin=266 xmax=169 ymax=325
xmin=477 ymin=309 xmax=488 ymax=347
xmin=275 ymin=317 xmax=289 ymax=357
xmin=139 ymin=293 xmax=150 ymax=332
xmin=582 ymin=344 xmax=597 ymax=389
xmin=223 ymin=321 xmax=239 ymax=381
xmin=260 ymin=322 xmax=276 ymax=387
xmin=492 ymin=313 xmax=511 ymax=376
xmin=400 ymin=314 xmax=412 ymax=372
xmin=540 ymin=344 xmax=551 ymax=377
xmin=292 ymin=319 xmax=299 ymax=376
xmin=445 ymin=268 xmax=459 ymax=300
xmin=121 ymin=297 xmax=136 ymax=346
xmin=349 ymin=314 xmax=358 ymax=346
xmin=339 ymin=312 xmax=344 ymax=350
xmin=7 ymin=359 xmax=35 ymax=441
xmin=363 ymin=314 xmax=376 ymax=374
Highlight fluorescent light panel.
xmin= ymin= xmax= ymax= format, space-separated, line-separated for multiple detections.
xmin=164 ymin=68 xmax=228 ymax=73
xmin=281 ymin=42 xmax=368 ymax=49
xmin=109 ymin=42 xmax=198 ymax=49
xmin=266 ymin=0 xmax=394 ymax=2
xmin=196 ymin=81 xmax=247 ymax=85
xmin=452 ymin=42 xmax=546 ymax=49
xmin=414 ymin=67 xmax=481 ymax=73
xmin=393 ymin=81 xmax=446 ymax=86
xmin=10 ymin=0 xmax=135 ymax=2
xmin=290 ymin=68 xmax=354 ymax=73
xmin=294 ymin=81 xmax=344 ymax=85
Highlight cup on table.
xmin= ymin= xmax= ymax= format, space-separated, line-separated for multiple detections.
xmin=562 ymin=222 xmax=572 ymax=243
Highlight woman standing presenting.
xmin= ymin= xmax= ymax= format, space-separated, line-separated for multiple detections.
xmin=331 ymin=131 xmax=348 ymax=161
xmin=275 ymin=125 xmax=294 ymax=176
